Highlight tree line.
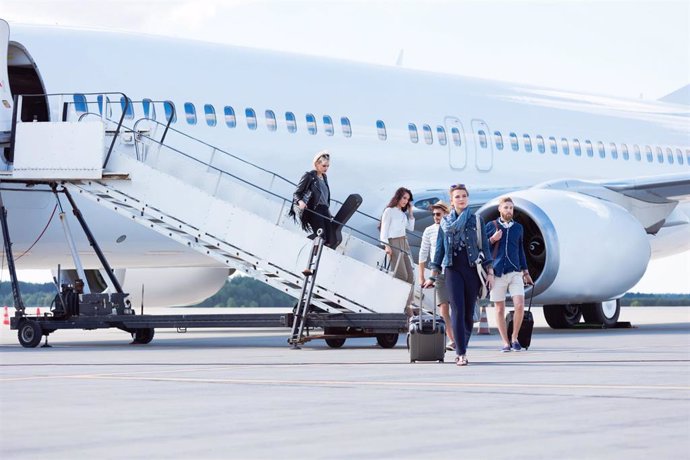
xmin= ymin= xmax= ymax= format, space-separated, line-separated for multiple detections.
xmin=1 ymin=279 xmax=688 ymax=308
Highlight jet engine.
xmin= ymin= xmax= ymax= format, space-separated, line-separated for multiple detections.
xmin=478 ymin=189 xmax=650 ymax=308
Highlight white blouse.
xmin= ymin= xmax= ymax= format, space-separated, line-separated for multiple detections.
xmin=380 ymin=207 xmax=415 ymax=242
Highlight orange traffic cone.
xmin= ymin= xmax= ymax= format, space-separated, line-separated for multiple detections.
xmin=477 ymin=305 xmax=491 ymax=335
xmin=36 ymin=307 xmax=42 ymax=317
xmin=3 ymin=306 xmax=9 ymax=326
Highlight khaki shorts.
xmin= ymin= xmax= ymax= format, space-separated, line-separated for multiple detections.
xmin=435 ymin=273 xmax=450 ymax=306
xmin=490 ymin=271 xmax=525 ymax=302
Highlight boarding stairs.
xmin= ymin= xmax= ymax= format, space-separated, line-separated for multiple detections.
xmin=5 ymin=93 xmax=413 ymax=318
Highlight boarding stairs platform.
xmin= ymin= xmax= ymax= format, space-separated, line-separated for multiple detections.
xmin=4 ymin=94 xmax=414 ymax=320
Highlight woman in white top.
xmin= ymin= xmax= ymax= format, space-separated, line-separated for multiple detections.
xmin=380 ymin=187 xmax=415 ymax=312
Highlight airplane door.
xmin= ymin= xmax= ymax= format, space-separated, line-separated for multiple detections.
xmin=445 ymin=116 xmax=467 ymax=170
xmin=0 ymin=20 xmax=12 ymax=146
xmin=471 ymin=119 xmax=493 ymax=171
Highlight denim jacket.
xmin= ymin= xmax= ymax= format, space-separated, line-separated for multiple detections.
xmin=486 ymin=219 xmax=528 ymax=277
xmin=430 ymin=212 xmax=493 ymax=272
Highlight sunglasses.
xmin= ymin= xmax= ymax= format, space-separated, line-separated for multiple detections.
xmin=319 ymin=154 xmax=330 ymax=160
xmin=432 ymin=212 xmax=443 ymax=216
xmin=450 ymin=183 xmax=466 ymax=188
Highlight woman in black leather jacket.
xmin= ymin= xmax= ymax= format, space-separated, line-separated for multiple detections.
xmin=289 ymin=150 xmax=332 ymax=244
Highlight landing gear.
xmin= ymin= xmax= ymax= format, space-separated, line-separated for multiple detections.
xmin=18 ymin=321 xmax=43 ymax=348
xmin=376 ymin=333 xmax=399 ymax=349
xmin=582 ymin=300 xmax=620 ymax=327
xmin=131 ymin=328 xmax=155 ymax=344
xmin=543 ymin=304 xmax=582 ymax=329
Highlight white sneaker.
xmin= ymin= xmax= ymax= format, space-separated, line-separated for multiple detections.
xmin=446 ymin=341 xmax=455 ymax=351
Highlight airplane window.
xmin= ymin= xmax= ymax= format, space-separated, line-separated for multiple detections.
xmin=341 ymin=117 xmax=352 ymax=137
xmin=685 ymin=149 xmax=690 ymax=165
xmin=633 ymin=144 xmax=641 ymax=161
xmin=585 ymin=140 xmax=593 ymax=157
xmin=676 ymin=149 xmax=684 ymax=165
xmin=477 ymin=130 xmax=487 ymax=148
xmin=286 ymin=112 xmax=297 ymax=133
xmin=621 ymin=144 xmax=629 ymax=161
xmin=451 ymin=127 xmax=461 ymax=146
xmin=120 ymin=96 xmax=134 ymax=120
xmin=73 ymin=94 xmax=88 ymax=114
xmin=163 ymin=101 xmax=176 ymax=123
xmin=573 ymin=139 xmax=582 ymax=157
xmin=323 ymin=116 xmax=334 ymax=136
xmin=265 ymin=110 xmax=277 ymax=131
xmin=377 ymin=120 xmax=387 ymax=141
xmin=561 ymin=138 xmax=569 ymax=155
xmin=522 ymin=134 xmax=532 ymax=152
xmin=306 ymin=113 xmax=317 ymax=135
xmin=610 ymin=143 xmax=618 ymax=160
xmin=549 ymin=136 xmax=557 ymax=154
xmin=437 ymin=126 xmax=447 ymax=146
xmin=204 ymin=104 xmax=217 ymax=127
xmin=422 ymin=125 xmax=433 ymax=144
xmin=494 ymin=131 xmax=503 ymax=150
xmin=536 ymin=135 xmax=545 ymax=154
xmin=656 ymin=146 xmax=664 ymax=163
xmin=245 ymin=108 xmax=257 ymax=130
xmin=597 ymin=141 xmax=605 ymax=159
xmin=409 ymin=123 xmax=419 ymax=143
xmin=184 ymin=102 xmax=197 ymax=125
xmin=142 ymin=99 xmax=156 ymax=120
xmin=573 ymin=139 xmax=581 ymax=156
xmin=224 ymin=106 xmax=236 ymax=128
xmin=666 ymin=148 xmax=674 ymax=164
xmin=97 ymin=95 xmax=112 ymax=118
xmin=645 ymin=146 xmax=653 ymax=162
xmin=510 ymin=133 xmax=519 ymax=151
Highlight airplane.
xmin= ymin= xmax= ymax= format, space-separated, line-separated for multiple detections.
xmin=0 ymin=20 xmax=688 ymax=329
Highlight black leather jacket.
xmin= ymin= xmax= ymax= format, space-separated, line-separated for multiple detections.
xmin=293 ymin=170 xmax=330 ymax=210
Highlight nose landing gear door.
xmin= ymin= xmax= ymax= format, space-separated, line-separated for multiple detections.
xmin=0 ymin=20 xmax=12 ymax=148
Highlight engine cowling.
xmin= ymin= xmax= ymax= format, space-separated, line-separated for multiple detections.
xmin=478 ymin=189 xmax=650 ymax=304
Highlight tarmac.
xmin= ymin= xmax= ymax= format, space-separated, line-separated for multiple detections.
xmin=0 ymin=306 xmax=688 ymax=459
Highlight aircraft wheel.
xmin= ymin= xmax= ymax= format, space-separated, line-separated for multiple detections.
xmin=132 ymin=328 xmax=155 ymax=344
xmin=376 ymin=333 xmax=399 ymax=349
xmin=582 ymin=300 xmax=620 ymax=327
xmin=18 ymin=321 xmax=43 ymax=348
xmin=543 ymin=304 xmax=582 ymax=329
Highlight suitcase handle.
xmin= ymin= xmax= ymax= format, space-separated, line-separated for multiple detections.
xmin=419 ymin=285 xmax=438 ymax=330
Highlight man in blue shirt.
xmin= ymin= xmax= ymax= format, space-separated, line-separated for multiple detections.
xmin=486 ymin=197 xmax=533 ymax=352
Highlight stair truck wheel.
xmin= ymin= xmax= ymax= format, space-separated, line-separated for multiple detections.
xmin=132 ymin=328 xmax=155 ymax=344
xmin=18 ymin=320 xmax=43 ymax=348
xmin=324 ymin=327 xmax=346 ymax=348
xmin=376 ymin=333 xmax=399 ymax=349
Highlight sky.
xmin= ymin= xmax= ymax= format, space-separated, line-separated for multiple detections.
xmin=1 ymin=0 xmax=689 ymax=292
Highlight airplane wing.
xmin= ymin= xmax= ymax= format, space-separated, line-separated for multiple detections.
xmin=602 ymin=172 xmax=690 ymax=203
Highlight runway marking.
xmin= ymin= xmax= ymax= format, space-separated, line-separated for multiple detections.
xmin=58 ymin=375 xmax=690 ymax=392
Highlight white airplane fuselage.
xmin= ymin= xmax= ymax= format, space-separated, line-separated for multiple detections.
xmin=1 ymin=22 xmax=689 ymax=308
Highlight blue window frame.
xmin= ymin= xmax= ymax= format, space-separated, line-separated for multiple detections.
xmin=536 ymin=135 xmax=545 ymax=154
xmin=549 ymin=137 xmax=558 ymax=154
xmin=409 ymin=123 xmax=419 ymax=143
xmin=204 ymin=104 xmax=216 ymax=127
xmin=121 ymin=96 xmax=134 ymax=119
xmin=451 ymin=127 xmax=461 ymax=146
xmin=437 ymin=126 xmax=447 ymax=146
xmin=666 ymin=148 xmax=674 ymax=164
xmin=610 ymin=143 xmax=618 ymax=160
xmin=561 ymin=138 xmax=569 ymax=155
xmin=621 ymin=144 xmax=629 ymax=161
xmin=510 ymin=132 xmax=519 ymax=151
xmin=423 ymin=124 xmax=433 ymax=144
xmin=224 ymin=106 xmax=236 ymax=128
xmin=523 ymin=134 xmax=532 ymax=152
xmin=73 ymin=94 xmax=88 ymax=114
xmin=645 ymin=146 xmax=653 ymax=162
xmin=585 ymin=140 xmax=593 ymax=157
xmin=597 ymin=141 xmax=605 ymax=159
xmin=265 ymin=110 xmax=277 ymax=131
xmin=163 ymin=100 xmax=176 ymax=123
xmin=245 ymin=108 xmax=257 ymax=130
xmin=306 ymin=113 xmax=317 ymax=135
xmin=573 ymin=139 xmax=581 ymax=156
xmin=377 ymin=120 xmax=387 ymax=141
xmin=184 ymin=102 xmax=197 ymax=125
xmin=633 ymin=145 xmax=641 ymax=161
xmin=494 ymin=131 xmax=503 ymax=150
xmin=323 ymin=115 xmax=334 ymax=136
xmin=676 ymin=149 xmax=684 ymax=165
xmin=341 ymin=117 xmax=352 ymax=137
xmin=286 ymin=112 xmax=297 ymax=133
xmin=142 ymin=98 xmax=156 ymax=120
xmin=656 ymin=146 xmax=664 ymax=163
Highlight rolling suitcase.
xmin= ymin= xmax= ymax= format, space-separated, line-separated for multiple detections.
xmin=408 ymin=287 xmax=446 ymax=362
xmin=506 ymin=285 xmax=534 ymax=350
